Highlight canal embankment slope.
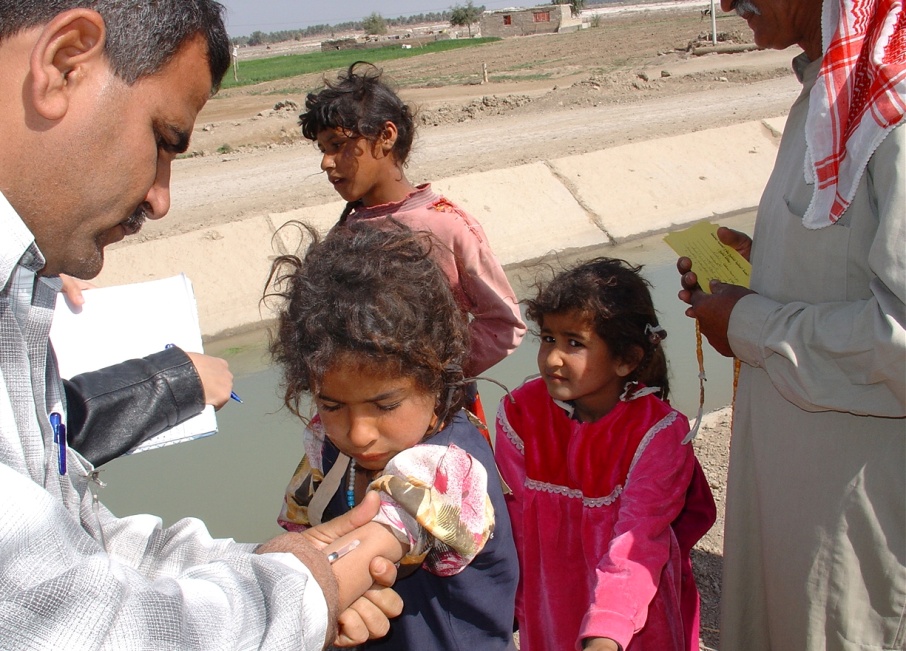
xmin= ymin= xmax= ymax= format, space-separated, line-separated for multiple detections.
xmin=96 ymin=116 xmax=787 ymax=338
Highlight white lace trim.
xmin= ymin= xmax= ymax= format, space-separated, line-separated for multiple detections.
xmin=525 ymin=478 xmax=623 ymax=507
xmin=620 ymin=381 xmax=662 ymax=402
xmin=552 ymin=398 xmax=575 ymax=417
xmin=521 ymin=409 xmax=681 ymax=507
xmin=626 ymin=410 xmax=679 ymax=479
xmin=495 ymin=399 xmax=524 ymax=454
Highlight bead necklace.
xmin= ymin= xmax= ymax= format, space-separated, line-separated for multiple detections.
xmin=346 ymin=461 xmax=356 ymax=508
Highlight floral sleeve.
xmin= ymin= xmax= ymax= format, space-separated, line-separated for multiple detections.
xmin=369 ymin=443 xmax=495 ymax=576
xmin=277 ymin=418 xmax=328 ymax=532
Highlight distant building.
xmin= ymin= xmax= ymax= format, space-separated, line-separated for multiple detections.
xmin=479 ymin=4 xmax=582 ymax=37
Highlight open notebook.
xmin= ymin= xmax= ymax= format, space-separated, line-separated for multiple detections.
xmin=49 ymin=274 xmax=217 ymax=454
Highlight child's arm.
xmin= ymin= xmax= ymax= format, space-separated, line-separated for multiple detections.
xmin=318 ymin=519 xmax=409 ymax=610
xmin=257 ymin=491 xmax=406 ymax=647
xmin=461 ymin=261 xmax=526 ymax=375
xmin=368 ymin=443 xmax=495 ymax=575
xmin=434 ymin=208 xmax=526 ymax=376
xmin=579 ymin=413 xmax=696 ymax=649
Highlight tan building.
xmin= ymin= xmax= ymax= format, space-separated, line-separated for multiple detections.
xmin=479 ymin=4 xmax=582 ymax=37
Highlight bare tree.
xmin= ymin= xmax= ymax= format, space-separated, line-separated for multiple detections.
xmin=450 ymin=1 xmax=484 ymax=37
xmin=362 ymin=12 xmax=387 ymax=35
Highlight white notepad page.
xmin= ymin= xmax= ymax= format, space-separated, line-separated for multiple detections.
xmin=50 ymin=274 xmax=217 ymax=453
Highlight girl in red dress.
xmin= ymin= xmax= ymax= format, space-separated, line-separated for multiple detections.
xmin=495 ymin=258 xmax=716 ymax=651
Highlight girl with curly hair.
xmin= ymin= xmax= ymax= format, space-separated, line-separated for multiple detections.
xmin=268 ymin=222 xmax=518 ymax=650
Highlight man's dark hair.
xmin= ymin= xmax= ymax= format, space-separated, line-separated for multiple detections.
xmin=0 ymin=0 xmax=231 ymax=92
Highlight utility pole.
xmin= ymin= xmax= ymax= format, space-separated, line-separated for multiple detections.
xmin=710 ymin=0 xmax=718 ymax=45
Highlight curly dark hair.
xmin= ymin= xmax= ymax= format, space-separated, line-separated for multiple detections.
xmin=525 ymin=257 xmax=671 ymax=400
xmin=298 ymin=61 xmax=416 ymax=166
xmin=265 ymin=221 xmax=469 ymax=427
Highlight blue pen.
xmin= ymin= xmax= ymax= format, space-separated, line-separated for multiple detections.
xmin=166 ymin=344 xmax=242 ymax=403
xmin=49 ymin=412 xmax=67 ymax=475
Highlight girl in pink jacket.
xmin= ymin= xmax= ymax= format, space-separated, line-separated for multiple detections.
xmin=495 ymin=258 xmax=716 ymax=651
xmin=300 ymin=61 xmax=524 ymax=379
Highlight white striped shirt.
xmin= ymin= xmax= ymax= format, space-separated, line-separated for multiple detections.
xmin=0 ymin=192 xmax=330 ymax=650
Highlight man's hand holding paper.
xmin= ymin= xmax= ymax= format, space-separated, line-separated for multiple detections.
xmin=665 ymin=222 xmax=752 ymax=292
xmin=668 ymin=223 xmax=756 ymax=358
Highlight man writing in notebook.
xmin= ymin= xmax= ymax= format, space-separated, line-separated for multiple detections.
xmin=0 ymin=1 xmax=401 ymax=648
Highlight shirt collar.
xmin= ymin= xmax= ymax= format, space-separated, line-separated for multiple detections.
xmin=0 ymin=190 xmax=46 ymax=286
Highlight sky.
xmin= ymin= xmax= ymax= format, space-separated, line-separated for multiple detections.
xmin=219 ymin=0 xmax=529 ymax=36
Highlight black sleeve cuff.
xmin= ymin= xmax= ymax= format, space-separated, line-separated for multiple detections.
xmin=64 ymin=346 xmax=205 ymax=466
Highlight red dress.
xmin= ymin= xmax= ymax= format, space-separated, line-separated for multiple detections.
xmin=495 ymin=378 xmax=716 ymax=651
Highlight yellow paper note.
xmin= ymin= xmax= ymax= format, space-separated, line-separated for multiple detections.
xmin=664 ymin=221 xmax=751 ymax=293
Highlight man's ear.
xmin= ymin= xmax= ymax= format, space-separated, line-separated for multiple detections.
xmin=29 ymin=9 xmax=106 ymax=121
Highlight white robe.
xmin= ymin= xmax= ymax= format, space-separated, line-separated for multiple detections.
xmin=722 ymin=53 xmax=906 ymax=651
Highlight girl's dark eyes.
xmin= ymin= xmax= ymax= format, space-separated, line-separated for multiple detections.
xmin=568 ymin=339 xmax=584 ymax=348
xmin=541 ymin=335 xmax=555 ymax=344
xmin=317 ymin=142 xmax=343 ymax=154
xmin=318 ymin=401 xmax=402 ymax=412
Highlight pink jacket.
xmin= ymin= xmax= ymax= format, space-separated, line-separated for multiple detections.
xmin=340 ymin=184 xmax=525 ymax=376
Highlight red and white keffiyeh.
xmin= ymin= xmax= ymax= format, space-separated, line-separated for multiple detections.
xmin=804 ymin=0 xmax=906 ymax=228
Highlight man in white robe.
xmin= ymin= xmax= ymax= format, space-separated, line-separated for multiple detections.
xmin=677 ymin=0 xmax=905 ymax=647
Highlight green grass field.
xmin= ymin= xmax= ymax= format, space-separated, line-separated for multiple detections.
xmin=221 ymin=37 xmax=500 ymax=90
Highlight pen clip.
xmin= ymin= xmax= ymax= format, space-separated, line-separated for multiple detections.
xmin=49 ymin=412 xmax=67 ymax=475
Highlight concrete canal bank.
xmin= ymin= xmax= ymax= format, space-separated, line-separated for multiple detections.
xmin=95 ymin=115 xmax=787 ymax=338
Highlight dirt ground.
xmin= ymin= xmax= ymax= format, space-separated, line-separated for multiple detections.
xmin=134 ymin=8 xmax=805 ymax=648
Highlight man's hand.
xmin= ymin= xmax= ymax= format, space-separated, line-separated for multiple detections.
xmin=715 ymin=226 xmax=752 ymax=261
xmin=677 ymin=226 xmax=753 ymax=301
xmin=259 ymin=493 xmax=404 ymax=647
xmin=300 ymin=490 xmax=384 ymax=550
xmin=184 ymin=352 xmax=233 ymax=409
xmin=678 ymin=278 xmax=755 ymax=357
xmin=676 ymin=227 xmax=755 ymax=358
xmin=59 ymin=274 xmax=95 ymax=309
xmin=306 ymin=492 xmax=404 ymax=647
